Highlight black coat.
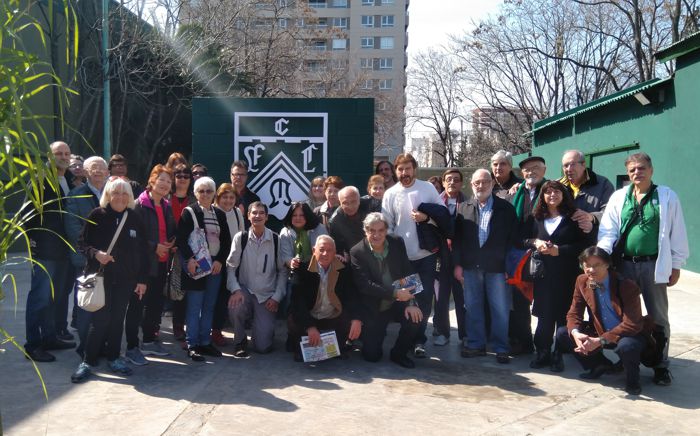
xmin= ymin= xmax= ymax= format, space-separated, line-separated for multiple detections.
xmin=134 ymin=192 xmax=177 ymax=278
xmin=523 ymin=214 xmax=594 ymax=319
xmin=349 ymin=235 xmax=415 ymax=319
xmin=176 ymin=204 xmax=232 ymax=291
xmin=24 ymin=173 xmax=75 ymax=260
xmin=290 ymin=259 xmax=360 ymax=330
xmin=453 ymin=195 xmax=517 ymax=273
xmin=327 ymin=203 xmax=368 ymax=256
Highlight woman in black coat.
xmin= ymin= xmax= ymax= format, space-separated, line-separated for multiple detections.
xmin=523 ymin=180 xmax=593 ymax=371
xmin=176 ymin=176 xmax=231 ymax=361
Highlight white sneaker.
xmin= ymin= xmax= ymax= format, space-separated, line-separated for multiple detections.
xmin=433 ymin=335 xmax=449 ymax=346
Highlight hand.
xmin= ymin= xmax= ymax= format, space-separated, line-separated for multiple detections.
xmin=335 ymin=253 xmax=349 ymax=264
xmin=211 ymin=260 xmax=222 ymax=275
xmin=405 ymin=306 xmax=423 ymax=323
xmin=264 ymin=298 xmax=279 ymax=313
xmin=134 ymin=283 xmax=147 ymax=300
xmin=454 ymin=265 xmax=463 ymax=282
xmin=411 ymin=210 xmax=428 ymax=223
xmin=306 ymin=327 xmax=321 ymax=347
xmin=187 ymin=258 xmax=198 ymax=275
xmin=572 ymin=331 xmax=590 ymax=354
xmin=534 ymin=239 xmax=549 ymax=252
xmin=668 ymin=268 xmax=681 ymax=287
xmin=572 ymin=209 xmax=594 ymax=233
xmin=348 ymin=320 xmax=362 ymax=341
xmin=580 ymin=337 xmax=603 ymax=354
xmin=508 ymin=183 xmax=521 ymax=195
xmin=156 ymin=240 xmax=174 ymax=258
xmin=541 ymin=244 xmax=559 ymax=256
xmin=290 ymin=257 xmax=301 ymax=269
xmin=395 ymin=287 xmax=414 ymax=302
xmin=228 ymin=290 xmax=244 ymax=309
xmin=95 ymin=250 xmax=115 ymax=265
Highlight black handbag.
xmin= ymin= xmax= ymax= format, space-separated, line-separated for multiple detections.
xmin=527 ymin=250 xmax=545 ymax=279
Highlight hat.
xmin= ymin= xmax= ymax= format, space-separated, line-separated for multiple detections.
xmin=519 ymin=156 xmax=545 ymax=168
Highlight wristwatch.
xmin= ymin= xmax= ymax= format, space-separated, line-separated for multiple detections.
xmin=599 ymin=337 xmax=608 ymax=346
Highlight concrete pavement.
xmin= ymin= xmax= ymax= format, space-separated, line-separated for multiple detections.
xmin=1 ymin=259 xmax=699 ymax=435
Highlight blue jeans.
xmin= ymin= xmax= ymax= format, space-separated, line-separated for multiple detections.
xmin=185 ymin=273 xmax=222 ymax=348
xmin=463 ymin=269 xmax=511 ymax=353
xmin=25 ymin=259 xmax=68 ymax=351
xmin=411 ymin=253 xmax=438 ymax=346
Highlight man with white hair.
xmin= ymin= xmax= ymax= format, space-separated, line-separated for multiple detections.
xmin=453 ymin=169 xmax=517 ymax=364
xmin=490 ymin=150 xmax=523 ymax=200
xmin=64 ymin=156 xmax=109 ymax=353
xmin=328 ymin=186 xmax=369 ymax=261
xmin=24 ymin=141 xmax=77 ymax=362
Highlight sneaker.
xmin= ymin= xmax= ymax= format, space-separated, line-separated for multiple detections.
xmin=496 ymin=352 xmax=511 ymax=364
xmin=198 ymin=343 xmax=222 ymax=357
xmin=653 ymin=368 xmax=673 ymax=386
xmin=413 ymin=344 xmax=427 ymax=358
xmin=211 ymin=329 xmax=226 ymax=347
xmin=71 ymin=362 xmax=92 ymax=383
xmin=625 ymin=381 xmax=642 ymax=395
xmin=188 ymin=347 xmax=205 ymax=362
xmin=433 ymin=335 xmax=449 ymax=346
xmin=232 ymin=344 xmax=250 ymax=359
xmin=25 ymin=348 xmax=56 ymax=362
xmin=125 ymin=347 xmax=149 ymax=366
xmin=141 ymin=341 xmax=170 ymax=356
xmin=108 ymin=357 xmax=133 ymax=376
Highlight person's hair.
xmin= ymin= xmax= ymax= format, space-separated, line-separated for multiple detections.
xmin=282 ymin=201 xmax=320 ymax=230
xmin=624 ymin=152 xmax=653 ymax=168
xmin=191 ymin=163 xmax=208 ymax=175
xmin=315 ymin=234 xmax=336 ymax=250
xmin=338 ymin=185 xmax=360 ymax=199
xmin=363 ymin=212 xmax=389 ymax=231
xmin=441 ymin=168 xmax=463 ymax=181
xmin=231 ymin=160 xmax=248 ymax=171
xmin=563 ymin=150 xmax=586 ymax=164
xmin=172 ymin=164 xmax=192 ymax=194
xmin=166 ymin=152 xmax=188 ymax=169
xmin=428 ymin=176 xmax=443 ymax=191
xmin=394 ymin=153 xmax=418 ymax=169
xmin=578 ymin=246 xmax=612 ymax=268
xmin=108 ymin=153 xmax=127 ymax=170
xmin=471 ymin=168 xmax=492 ymax=182
xmin=324 ymin=175 xmax=344 ymax=191
xmin=533 ymin=180 xmax=576 ymax=220
xmin=367 ymin=174 xmax=385 ymax=190
xmin=70 ymin=154 xmax=84 ymax=162
xmin=490 ymin=150 xmax=513 ymax=166
xmin=215 ymin=182 xmax=238 ymax=206
xmin=248 ymin=200 xmax=268 ymax=215
xmin=375 ymin=160 xmax=398 ymax=182
xmin=83 ymin=156 xmax=107 ymax=171
xmin=100 ymin=177 xmax=135 ymax=209
xmin=146 ymin=164 xmax=173 ymax=192
xmin=193 ymin=176 xmax=216 ymax=193
xmin=309 ymin=175 xmax=326 ymax=192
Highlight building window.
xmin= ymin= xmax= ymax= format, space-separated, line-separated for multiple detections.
xmin=278 ymin=18 xmax=288 ymax=28
xmin=377 ymin=101 xmax=387 ymax=110
xmin=362 ymin=0 xmax=373 ymax=5
xmin=360 ymin=58 xmax=372 ymax=69
xmin=308 ymin=0 xmax=327 ymax=8
xmin=278 ymin=0 xmax=289 ymax=7
xmin=331 ymin=59 xmax=348 ymax=70
xmin=361 ymin=79 xmax=374 ymax=90
xmin=379 ymin=79 xmax=393 ymax=89
xmin=332 ymin=38 xmax=347 ymax=50
xmin=361 ymin=37 xmax=374 ymax=48
xmin=331 ymin=0 xmax=348 ymax=7
xmin=379 ymin=37 xmax=394 ymax=49
xmin=332 ymin=17 xmax=348 ymax=28
xmin=296 ymin=18 xmax=306 ymax=28
xmin=379 ymin=57 xmax=393 ymax=69
xmin=381 ymin=15 xmax=394 ymax=27
xmin=310 ymin=40 xmax=327 ymax=51
xmin=361 ymin=15 xmax=374 ymax=27
xmin=381 ymin=0 xmax=394 ymax=4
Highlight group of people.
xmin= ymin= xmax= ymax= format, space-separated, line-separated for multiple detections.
xmin=23 ymin=142 xmax=688 ymax=396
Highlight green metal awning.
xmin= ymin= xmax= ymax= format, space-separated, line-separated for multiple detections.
xmin=655 ymin=31 xmax=700 ymax=63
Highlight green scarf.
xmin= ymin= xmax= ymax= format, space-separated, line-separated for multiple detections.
xmin=513 ymin=180 xmax=546 ymax=220
xmin=294 ymin=228 xmax=312 ymax=262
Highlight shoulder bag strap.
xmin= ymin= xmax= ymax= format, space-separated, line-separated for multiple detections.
xmin=105 ymin=211 xmax=128 ymax=256
xmin=186 ymin=206 xmax=200 ymax=229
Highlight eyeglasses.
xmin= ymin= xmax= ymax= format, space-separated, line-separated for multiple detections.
xmin=192 ymin=171 xmax=206 ymax=177
xmin=231 ymin=172 xmax=247 ymax=178
xmin=196 ymin=189 xmax=214 ymax=194
xmin=175 ymin=173 xmax=191 ymax=179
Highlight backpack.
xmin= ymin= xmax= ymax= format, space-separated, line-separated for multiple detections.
xmin=235 ymin=230 xmax=280 ymax=280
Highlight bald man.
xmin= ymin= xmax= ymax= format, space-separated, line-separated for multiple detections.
xmin=328 ymin=186 xmax=369 ymax=261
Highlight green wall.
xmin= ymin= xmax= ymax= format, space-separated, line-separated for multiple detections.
xmin=516 ymin=50 xmax=699 ymax=272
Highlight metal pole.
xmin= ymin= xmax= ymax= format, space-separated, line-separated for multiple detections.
xmin=102 ymin=0 xmax=111 ymax=160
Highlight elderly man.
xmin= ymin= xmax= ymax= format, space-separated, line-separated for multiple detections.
xmin=288 ymin=235 xmax=362 ymax=361
xmin=350 ymin=212 xmax=422 ymax=368
xmin=598 ymin=152 xmax=688 ymax=386
xmin=227 ymin=202 xmax=286 ymax=357
xmin=24 ymin=141 xmax=77 ymax=362
xmin=382 ymin=153 xmax=447 ymax=358
xmin=328 ymin=186 xmax=369 ymax=260
xmin=64 ymin=156 xmax=109 ymax=353
xmin=559 ymin=150 xmax=614 ymax=234
xmin=491 ymin=150 xmax=523 ymax=200
xmin=453 ymin=169 xmax=517 ymax=363
xmin=230 ymin=160 xmax=261 ymax=228
xmin=555 ymin=247 xmax=648 ymax=395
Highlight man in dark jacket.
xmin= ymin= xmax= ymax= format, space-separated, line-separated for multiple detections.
xmin=24 ymin=141 xmax=77 ymax=362
xmin=327 ymin=186 xmax=368 ymax=261
xmin=490 ymin=150 xmax=523 ymax=200
xmin=453 ymin=169 xmax=517 ymax=364
xmin=230 ymin=160 xmax=261 ymax=229
xmin=288 ymin=235 xmax=362 ymax=361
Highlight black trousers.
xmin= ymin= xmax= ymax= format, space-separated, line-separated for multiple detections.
xmin=125 ymin=262 xmax=166 ymax=348
xmin=509 ymin=287 xmax=534 ymax=352
xmin=287 ymin=311 xmax=351 ymax=353
xmin=84 ymin=279 xmax=132 ymax=365
xmin=361 ymin=303 xmax=420 ymax=362
xmin=212 ymin=270 xmax=230 ymax=331
xmin=433 ymin=270 xmax=466 ymax=340
xmin=533 ymin=307 xmax=566 ymax=352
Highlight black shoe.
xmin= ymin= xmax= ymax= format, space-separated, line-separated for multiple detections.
xmin=390 ymin=353 xmax=415 ymax=369
xmin=550 ymin=351 xmax=564 ymax=372
xmin=625 ymin=381 xmax=642 ymax=395
xmin=509 ymin=342 xmax=534 ymax=356
xmin=42 ymin=339 xmax=76 ymax=351
xmin=25 ymin=348 xmax=56 ymax=362
xmin=608 ymin=360 xmax=624 ymax=374
xmin=198 ymin=344 xmax=222 ymax=357
xmin=529 ymin=350 xmax=551 ymax=369
xmin=413 ymin=344 xmax=427 ymax=358
xmin=293 ymin=352 xmax=303 ymax=362
xmin=496 ymin=352 xmax=510 ymax=364
xmin=232 ymin=345 xmax=250 ymax=359
xmin=187 ymin=347 xmax=205 ymax=362
xmin=579 ymin=364 xmax=611 ymax=380
xmin=461 ymin=348 xmax=487 ymax=358
xmin=653 ymin=368 xmax=673 ymax=386
xmin=57 ymin=330 xmax=75 ymax=341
